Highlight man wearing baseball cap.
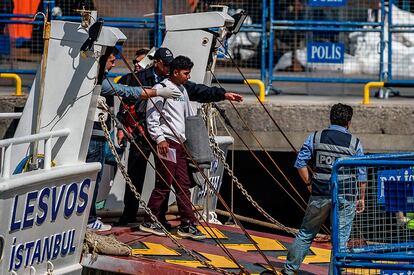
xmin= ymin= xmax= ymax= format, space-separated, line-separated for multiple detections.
xmin=150 ymin=47 xmax=174 ymax=64
xmin=115 ymin=47 xmax=243 ymax=228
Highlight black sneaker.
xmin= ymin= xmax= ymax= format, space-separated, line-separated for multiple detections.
xmin=160 ymin=219 xmax=172 ymax=231
xmin=114 ymin=216 xmax=138 ymax=227
xmin=139 ymin=222 xmax=166 ymax=236
xmin=177 ymin=224 xmax=206 ymax=240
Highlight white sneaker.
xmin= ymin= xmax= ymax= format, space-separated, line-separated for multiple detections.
xmin=87 ymin=219 xmax=112 ymax=232
xmin=209 ymin=212 xmax=222 ymax=225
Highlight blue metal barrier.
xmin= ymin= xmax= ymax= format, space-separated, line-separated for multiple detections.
xmin=268 ymin=0 xmax=386 ymax=93
xmin=331 ymin=153 xmax=414 ymax=275
xmin=0 ymin=0 xmax=267 ymax=82
xmin=4 ymin=0 xmax=413 ymax=90
xmin=0 ymin=0 xmax=161 ymax=75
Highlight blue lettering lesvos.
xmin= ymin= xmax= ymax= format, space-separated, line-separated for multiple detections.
xmin=9 ymin=179 xmax=91 ymax=232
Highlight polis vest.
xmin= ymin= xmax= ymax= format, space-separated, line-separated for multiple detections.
xmin=311 ymin=128 xmax=359 ymax=196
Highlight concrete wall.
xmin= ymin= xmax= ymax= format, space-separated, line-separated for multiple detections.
xmin=2 ymin=96 xmax=413 ymax=153
xmin=215 ymin=100 xmax=414 ymax=153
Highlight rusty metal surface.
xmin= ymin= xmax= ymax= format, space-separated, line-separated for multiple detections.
xmin=81 ymin=224 xmax=330 ymax=274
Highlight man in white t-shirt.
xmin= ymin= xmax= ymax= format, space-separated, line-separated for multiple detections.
xmin=141 ymin=55 xmax=206 ymax=240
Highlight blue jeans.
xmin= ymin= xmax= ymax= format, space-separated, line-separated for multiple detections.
xmin=103 ymin=131 xmax=123 ymax=167
xmin=86 ymin=137 xmax=105 ymax=224
xmin=283 ymin=195 xmax=356 ymax=275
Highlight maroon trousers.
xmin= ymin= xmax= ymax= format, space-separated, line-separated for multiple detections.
xmin=145 ymin=139 xmax=197 ymax=224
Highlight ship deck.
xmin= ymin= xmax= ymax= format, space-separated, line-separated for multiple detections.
xmin=81 ymin=223 xmax=331 ymax=274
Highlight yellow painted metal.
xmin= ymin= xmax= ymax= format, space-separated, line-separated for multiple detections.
xmin=223 ymin=235 xmax=286 ymax=252
xmin=244 ymin=79 xmax=265 ymax=102
xmin=131 ymin=242 xmax=181 ymax=256
xmin=0 ymin=73 xmax=22 ymax=96
xmin=114 ymin=75 xmax=122 ymax=84
xmin=165 ymin=252 xmax=240 ymax=269
xmin=363 ymin=82 xmax=384 ymax=105
xmin=196 ymin=226 xmax=227 ymax=239
xmin=278 ymin=246 xmax=331 ymax=264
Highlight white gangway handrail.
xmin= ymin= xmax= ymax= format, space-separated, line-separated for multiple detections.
xmin=0 ymin=128 xmax=71 ymax=179
xmin=0 ymin=112 xmax=22 ymax=119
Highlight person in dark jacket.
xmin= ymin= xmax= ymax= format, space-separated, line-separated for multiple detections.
xmin=115 ymin=47 xmax=243 ymax=226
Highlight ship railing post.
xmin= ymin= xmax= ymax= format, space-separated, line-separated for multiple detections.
xmin=44 ymin=137 xmax=52 ymax=170
xmin=3 ymin=144 xmax=12 ymax=178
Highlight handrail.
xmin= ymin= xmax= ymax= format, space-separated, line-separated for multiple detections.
xmin=363 ymin=82 xmax=384 ymax=105
xmin=0 ymin=128 xmax=70 ymax=178
xmin=363 ymin=81 xmax=414 ymax=104
xmin=212 ymin=78 xmax=265 ymax=102
xmin=0 ymin=112 xmax=22 ymax=119
xmin=0 ymin=128 xmax=70 ymax=147
xmin=0 ymin=73 xmax=22 ymax=96
xmin=244 ymin=79 xmax=265 ymax=102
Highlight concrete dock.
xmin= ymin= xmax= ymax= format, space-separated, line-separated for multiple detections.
xmin=1 ymin=83 xmax=414 ymax=153
xmin=215 ymin=94 xmax=414 ymax=153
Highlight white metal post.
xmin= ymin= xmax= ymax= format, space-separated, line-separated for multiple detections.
xmin=44 ymin=137 xmax=52 ymax=170
xmin=2 ymin=144 xmax=12 ymax=179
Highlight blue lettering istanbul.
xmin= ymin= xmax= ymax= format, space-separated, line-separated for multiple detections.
xmin=8 ymin=179 xmax=91 ymax=271
xmin=307 ymin=42 xmax=345 ymax=64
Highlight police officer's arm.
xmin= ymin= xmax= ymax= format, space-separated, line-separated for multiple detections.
xmin=185 ymin=81 xmax=243 ymax=103
xmin=295 ymin=133 xmax=315 ymax=189
xmin=297 ymin=167 xmax=311 ymax=185
xmin=102 ymin=78 xmax=179 ymax=99
xmin=102 ymin=78 xmax=144 ymax=99
xmin=356 ymin=141 xmax=367 ymax=213
xmin=356 ymin=182 xmax=366 ymax=214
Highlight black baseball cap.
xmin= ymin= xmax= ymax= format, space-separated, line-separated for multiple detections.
xmin=150 ymin=47 xmax=174 ymax=65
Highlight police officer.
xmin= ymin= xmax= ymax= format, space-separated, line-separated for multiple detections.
xmin=281 ymin=103 xmax=366 ymax=275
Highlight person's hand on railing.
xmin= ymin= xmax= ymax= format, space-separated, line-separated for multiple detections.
xmin=356 ymin=199 xmax=365 ymax=214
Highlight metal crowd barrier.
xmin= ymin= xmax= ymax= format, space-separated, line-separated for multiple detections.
xmin=268 ymin=0 xmax=386 ymax=93
xmin=331 ymin=153 xmax=414 ymax=275
xmin=4 ymin=0 xmax=414 ymax=100
xmin=0 ymin=0 xmax=266 ymax=80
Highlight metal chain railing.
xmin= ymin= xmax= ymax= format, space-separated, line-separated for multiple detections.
xmin=103 ymin=73 xmax=252 ymax=273
xmin=201 ymin=105 xmax=295 ymax=235
xmin=98 ymin=113 xmax=236 ymax=275
xmin=208 ymin=135 xmax=297 ymax=236
xmin=113 ymin=52 xmax=279 ymax=274
xmin=208 ymin=70 xmax=330 ymax=237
